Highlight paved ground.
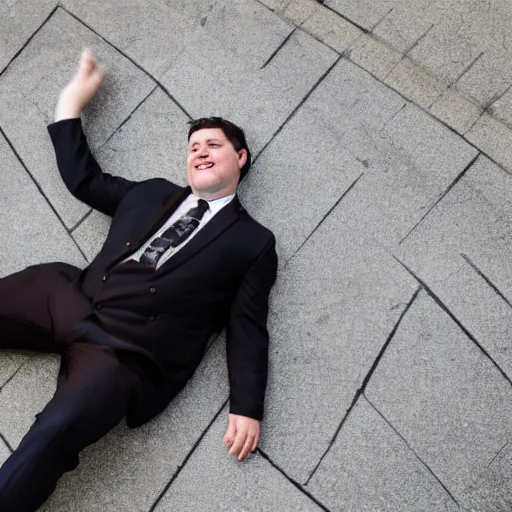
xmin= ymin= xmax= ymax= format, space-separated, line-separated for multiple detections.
xmin=1 ymin=0 xmax=512 ymax=510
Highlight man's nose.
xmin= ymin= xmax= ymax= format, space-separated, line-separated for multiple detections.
xmin=198 ymin=146 xmax=209 ymax=158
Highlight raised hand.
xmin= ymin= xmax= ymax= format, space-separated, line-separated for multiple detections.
xmin=55 ymin=49 xmax=106 ymax=121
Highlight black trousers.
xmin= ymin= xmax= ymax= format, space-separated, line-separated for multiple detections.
xmin=0 ymin=263 xmax=148 ymax=511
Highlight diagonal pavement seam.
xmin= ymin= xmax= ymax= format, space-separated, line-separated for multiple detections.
xmin=304 ymin=286 xmax=422 ymax=485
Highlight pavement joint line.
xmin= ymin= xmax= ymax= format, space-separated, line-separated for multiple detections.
xmin=484 ymin=83 xmax=512 ymax=112
xmin=364 ymin=394 xmax=460 ymax=507
xmin=369 ymin=7 xmax=394 ymax=34
xmin=58 ymin=5 xmax=192 ymax=121
xmin=487 ymin=439 xmax=509 ymax=467
xmin=253 ymin=52 xmax=343 ymax=165
xmin=460 ymin=253 xmax=512 ymax=310
xmin=0 ymin=124 xmax=89 ymax=263
xmin=284 ymin=172 xmax=364 ymax=268
xmin=304 ymin=286 xmax=422 ymax=485
xmin=393 ymin=256 xmax=512 ymax=387
xmin=398 ymin=152 xmax=481 ymax=246
xmin=450 ymin=52 xmax=485 ymax=89
xmin=0 ymin=431 xmax=13 ymax=454
xmin=148 ymin=396 xmax=229 ymax=512
xmin=97 ymin=85 xmax=159 ymax=153
xmin=320 ymin=3 xmax=370 ymax=34
xmin=260 ymin=27 xmax=296 ymax=70
xmin=403 ymin=23 xmax=435 ymax=59
xmin=380 ymin=101 xmax=408 ymax=132
xmin=0 ymin=361 xmax=26 ymax=395
xmin=0 ymin=3 xmax=59 ymax=79
xmin=257 ymin=448 xmax=332 ymax=511
xmin=345 ymin=55 xmax=512 ymax=176
xmin=69 ymin=208 xmax=93 ymax=234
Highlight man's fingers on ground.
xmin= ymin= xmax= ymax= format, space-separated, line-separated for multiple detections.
xmin=228 ymin=429 xmax=247 ymax=456
xmin=238 ymin=434 xmax=254 ymax=461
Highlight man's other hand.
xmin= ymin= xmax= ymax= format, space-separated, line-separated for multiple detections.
xmin=223 ymin=413 xmax=260 ymax=461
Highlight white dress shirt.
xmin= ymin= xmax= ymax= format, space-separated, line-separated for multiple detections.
xmin=120 ymin=191 xmax=236 ymax=270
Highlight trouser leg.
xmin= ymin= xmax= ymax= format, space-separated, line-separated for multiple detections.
xmin=0 ymin=263 xmax=80 ymax=353
xmin=0 ymin=343 xmax=145 ymax=512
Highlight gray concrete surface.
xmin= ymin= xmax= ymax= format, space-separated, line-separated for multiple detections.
xmin=1 ymin=0 xmax=512 ymax=510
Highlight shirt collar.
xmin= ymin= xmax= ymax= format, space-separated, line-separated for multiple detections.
xmin=189 ymin=191 xmax=236 ymax=215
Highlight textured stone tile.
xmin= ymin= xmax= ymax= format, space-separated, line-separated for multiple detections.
xmin=325 ymin=0 xmax=395 ymax=31
xmin=335 ymin=101 xmax=477 ymax=248
xmin=0 ymin=353 xmax=60 ymax=449
xmin=0 ymin=352 xmax=30 ymax=389
xmin=345 ymin=34 xmax=404 ymax=80
xmin=308 ymin=397 xmax=458 ymax=512
xmin=0 ymin=7 xmax=155 ymax=228
xmin=429 ymin=86 xmax=483 ymax=134
xmin=0 ymin=128 xmax=86 ymax=277
xmin=366 ymin=290 xmax=512 ymax=499
xmin=488 ymin=84 xmax=512 ymax=130
xmin=40 ymin=336 xmax=230 ymax=511
xmin=384 ymin=56 xmax=447 ymax=110
xmin=280 ymin=0 xmax=321 ymax=26
xmin=465 ymin=113 xmax=512 ymax=171
xmin=460 ymin=440 xmax=512 ymax=512
xmin=259 ymin=200 xmax=417 ymax=484
xmin=301 ymin=4 xmax=363 ymax=53
xmin=398 ymin=155 xmax=512 ymax=376
xmin=154 ymin=402 xmax=324 ymax=512
xmin=71 ymin=87 xmax=191 ymax=260
xmin=0 ymin=436 xmax=11 ymax=465
xmin=160 ymin=26 xmax=337 ymax=155
xmin=61 ymin=0 xmax=196 ymax=78
xmin=0 ymin=0 xmax=55 ymax=72
xmin=202 ymin=0 xmax=293 ymax=70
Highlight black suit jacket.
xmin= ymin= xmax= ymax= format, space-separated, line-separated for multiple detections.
xmin=46 ymin=118 xmax=278 ymax=427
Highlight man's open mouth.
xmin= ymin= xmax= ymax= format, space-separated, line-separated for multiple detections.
xmin=196 ymin=163 xmax=214 ymax=170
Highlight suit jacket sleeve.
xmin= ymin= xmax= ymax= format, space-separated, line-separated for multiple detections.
xmin=226 ymin=234 xmax=278 ymax=421
xmin=47 ymin=118 xmax=137 ymax=216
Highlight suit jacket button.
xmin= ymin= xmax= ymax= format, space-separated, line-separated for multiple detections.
xmin=102 ymin=275 xmax=108 ymax=282
xmin=96 ymin=303 xmax=103 ymax=310
xmin=126 ymin=241 xmax=131 ymax=247
xmin=150 ymin=287 xmax=156 ymax=294
xmin=149 ymin=314 xmax=156 ymax=321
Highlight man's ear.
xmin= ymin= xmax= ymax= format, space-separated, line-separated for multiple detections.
xmin=238 ymin=148 xmax=248 ymax=169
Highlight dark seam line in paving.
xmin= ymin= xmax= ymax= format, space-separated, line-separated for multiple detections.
xmin=0 ymin=362 xmax=26 ymax=394
xmin=0 ymin=432 xmax=13 ymax=454
xmin=364 ymin=395 xmax=460 ymax=507
xmin=450 ymin=52 xmax=485 ymax=89
xmin=484 ymin=83 xmax=512 ymax=111
xmin=344 ymin=57 xmax=512 ymax=177
xmin=394 ymin=257 xmax=512 ymax=386
xmin=0 ymin=124 xmax=89 ymax=263
xmin=257 ymin=449 xmax=332 ymax=512
xmin=97 ymin=85 xmax=159 ymax=152
xmin=69 ymin=208 xmax=93 ymax=234
xmin=461 ymin=253 xmax=512 ymax=310
xmin=370 ymin=8 xmax=393 ymax=34
xmin=398 ymin=152 xmax=481 ymax=245
xmin=253 ymin=53 xmax=343 ymax=165
xmin=321 ymin=4 xmax=370 ymax=34
xmin=148 ymin=396 xmax=229 ymax=512
xmin=404 ymin=24 xmax=435 ymax=59
xmin=304 ymin=286 xmax=421 ymax=485
xmin=260 ymin=28 xmax=296 ymax=69
xmin=487 ymin=439 xmax=509 ymax=467
xmin=0 ymin=3 xmax=59 ymax=78
xmin=58 ymin=6 xmax=192 ymax=121
xmin=380 ymin=102 xmax=408 ymax=132
xmin=285 ymin=172 xmax=364 ymax=268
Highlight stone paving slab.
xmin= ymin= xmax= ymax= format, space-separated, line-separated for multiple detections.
xmin=0 ymin=127 xmax=86 ymax=276
xmin=0 ymin=352 xmax=29 ymax=390
xmin=460 ymin=440 xmax=512 ymax=512
xmin=260 ymin=198 xmax=417 ymax=484
xmin=0 ymin=0 xmax=55 ymax=73
xmin=307 ymin=397 xmax=458 ymax=512
xmin=60 ymin=0 xmax=195 ymax=78
xmin=160 ymin=26 xmax=337 ymax=155
xmin=39 ymin=336 xmax=229 ymax=511
xmin=154 ymin=402 xmax=324 ymax=512
xmin=365 ymin=290 xmax=512 ymax=501
xmin=398 ymin=155 xmax=512 ymax=375
xmin=0 ymin=6 xmax=155 ymax=228
xmin=72 ymin=87 xmax=191 ymax=260
xmin=326 ymin=0 xmax=395 ymax=31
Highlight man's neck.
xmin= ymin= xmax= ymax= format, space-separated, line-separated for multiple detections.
xmin=192 ymin=189 xmax=237 ymax=202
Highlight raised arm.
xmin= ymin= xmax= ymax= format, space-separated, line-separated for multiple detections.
xmin=48 ymin=49 xmax=137 ymax=216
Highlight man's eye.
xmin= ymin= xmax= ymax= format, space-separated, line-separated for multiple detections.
xmin=209 ymin=143 xmax=219 ymax=147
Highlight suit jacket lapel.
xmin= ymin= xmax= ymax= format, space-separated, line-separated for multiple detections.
xmin=160 ymin=194 xmax=242 ymax=273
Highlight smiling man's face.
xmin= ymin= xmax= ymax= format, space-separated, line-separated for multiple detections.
xmin=186 ymin=127 xmax=247 ymax=200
